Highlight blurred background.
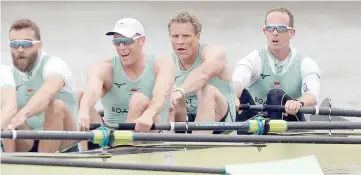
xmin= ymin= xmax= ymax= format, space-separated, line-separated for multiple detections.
xmin=1 ymin=1 xmax=361 ymax=110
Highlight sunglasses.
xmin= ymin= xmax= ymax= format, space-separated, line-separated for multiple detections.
xmin=264 ymin=25 xmax=293 ymax=33
xmin=112 ymin=36 xmax=142 ymax=46
xmin=9 ymin=40 xmax=40 ymax=49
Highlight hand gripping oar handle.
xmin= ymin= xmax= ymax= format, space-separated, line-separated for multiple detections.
xmin=239 ymin=104 xmax=361 ymax=117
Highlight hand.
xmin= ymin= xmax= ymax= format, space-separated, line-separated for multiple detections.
xmin=6 ymin=113 xmax=27 ymax=130
xmin=171 ymin=91 xmax=183 ymax=109
xmin=78 ymin=113 xmax=90 ymax=131
xmin=235 ymin=97 xmax=240 ymax=112
xmin=134 ymin=115 xmax=154 ymax=132
xmin=284 ymin=100 xmax=303 ymax=116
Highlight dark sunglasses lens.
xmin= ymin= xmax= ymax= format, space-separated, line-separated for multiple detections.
xmin=10 ymin=41 xmax=33 ymax=48
xmin=276 ymin=26 xmax=288 ymax=32
xmin=113 ymin=38 xmax=135 ymax=46
xmin=265 ymin=26 xmax=288 ymax=32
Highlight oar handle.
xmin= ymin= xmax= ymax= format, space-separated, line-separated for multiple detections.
xmin=239 ymin=104 xmax=361 ymax=117
xmin=89 ymin=123 xmax=156 ymax=130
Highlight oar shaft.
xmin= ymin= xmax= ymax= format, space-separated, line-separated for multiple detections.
xmin=133 ymin=133 xmax=361 ymax=144
xmin=0 ymin=130 xmax=93 ymax=140
xmin=1 ymin=130 xmax=361 ymax=144
xmin=1 ymin=157 xmax=225 ymax=174
xmin=90 ymin=122 xmax=361 ymax=131
xmin=239 ymin=104 xmax=361 ymax=117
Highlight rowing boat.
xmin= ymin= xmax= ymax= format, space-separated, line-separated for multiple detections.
xmin=1 ymin=98 xmax=361 ymax=175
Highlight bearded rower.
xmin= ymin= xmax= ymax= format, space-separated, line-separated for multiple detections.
xmin=77 ymin=18 xmax=175 ymax=149
xmin=168 ymin=10 xmax=237 ymax=135
xmin=232 ymin=8 xmax=321 ymax=134
xmin=2 ymin=19 xmax=79 ymax=152
xmin=0 ymin=64 xmax=17 ymax=130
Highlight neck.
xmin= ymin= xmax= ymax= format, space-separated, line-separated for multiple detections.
xmin=123 ymin=53 xmax=147 ymax=75
xmin=179 ymin=44 xmax=200 ymax=67
xmin=268 ymin=46 xmax=290 ymax=61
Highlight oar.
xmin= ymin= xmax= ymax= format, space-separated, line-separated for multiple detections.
xmin=89 ymin=121 xmax=361 ymax=132
xmin=1 ymin=156 xmax=227 ymax=174
xmin=1 ymin=130 xmax=361 ymax=145
xmin=239 ymin=104 xmax=361 ymax=117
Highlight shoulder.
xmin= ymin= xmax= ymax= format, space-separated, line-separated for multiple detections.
xmin=153 ymin=55 xmax=175 ymax=72
xmin=201 ymin=44 xmax=227 ymax=61
xmin=89 ymin=58 xmax=113 ymax=78
xmin=0 ymin=64 xmax=12 ymax=73
xmin=300 ymin=56 xmax=320 ymax=77
xmin=235 ymin=49 xmax=261 ymax=66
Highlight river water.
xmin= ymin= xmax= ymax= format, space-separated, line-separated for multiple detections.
xmin=1 ymin=1 xmax=361 ymax=174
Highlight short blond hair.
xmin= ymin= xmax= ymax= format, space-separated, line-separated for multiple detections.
xmin=168 ymin=9 xmax=202 ymax=34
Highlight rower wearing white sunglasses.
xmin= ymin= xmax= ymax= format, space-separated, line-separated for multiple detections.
xmin=2 ymin=19 xmax=79 ymax=152
xmin=77 ymin=18 xmax=175 ymax=150
xmin=232 ymin=8 xmax=321 ymax=133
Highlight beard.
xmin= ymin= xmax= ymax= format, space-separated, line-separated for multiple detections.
xmin=12 ymin=50 xmax=39 ymax=73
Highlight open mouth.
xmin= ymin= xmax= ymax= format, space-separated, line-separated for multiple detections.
xmin=272 ymin=40 xmax=279 ymax=43
xmin=177 ymin=48 xmax=186 ymax=52
xmin=120 ymin=53 xmax=130 ymax=57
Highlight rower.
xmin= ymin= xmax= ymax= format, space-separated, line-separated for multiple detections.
xmin=77 ymin=18 xmax=175 ymax=150
xmin=0 ymin=64 xmax=17 ymax=130
xmin=232 ymin=8 xmax=321 ymax=133
xmin=168 ymin=9 xmax=237 ymax=135
xmin=2 ymin=19 xmax=79 ymax=152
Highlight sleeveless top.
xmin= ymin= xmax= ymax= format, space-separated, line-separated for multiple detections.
xmin=247 ymin=46 xmax=305 ymax=105
xmin=101 ymin=55 xmax=171 ymax=124
xmin=11 ymin=54 xmax=78 ymax=130
xmin=172 ymin=44 xmax=236 ymax=122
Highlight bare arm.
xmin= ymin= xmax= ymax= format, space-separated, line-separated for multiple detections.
xmin=180 ymin=45 xmax=226 ymax=95
xmin=0 ymin=87 xmax=18 ymax=129
xmin=18 ymin=75 xmax=65 ymax=118
xmin=142 ymin=56 xmax=176 ymax=119
xmin=78 ymin=62 xmax=109 ymax=116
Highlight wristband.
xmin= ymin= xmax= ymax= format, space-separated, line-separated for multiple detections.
xmin=174 ymin=88 xmax=185 ymax=97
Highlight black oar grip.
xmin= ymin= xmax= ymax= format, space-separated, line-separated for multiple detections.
xmin=89 ymin=123 xmax=157 ymax=130
xmin=263 ymin=105 xmax=286 ymax=112
xmin=90 ymin=124 xmax=101 ymax=130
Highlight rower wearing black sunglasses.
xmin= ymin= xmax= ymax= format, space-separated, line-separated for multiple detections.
xmin=232 ymin=8 xmax=321 ymax=133
xmin=77 ymin=18 xmax=175 ymax=150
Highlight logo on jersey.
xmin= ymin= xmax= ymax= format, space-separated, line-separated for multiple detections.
xmin=114 ymin=83 xmax=126 ymax=88
xmin=302 ymin=82 xmax=309 ymax=93
xmin=175 ymin=75 xmax=181 ymax=81
xmin=260 ymin=74 xmax=271 ymax=79
xmin=27 ymin=88 xmax=34 ymax=96
xmin=16 ymin=84 xmax=23 ymax=90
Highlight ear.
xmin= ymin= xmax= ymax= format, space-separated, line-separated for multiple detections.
xmin=195 ymin=32 xmax=201 ymax=39
xmin=139 ymin=37 xmax=146 ymax=46
xmin=37 ymin=41 xmax=43 ymax=49
xmin=263 ymin=28 xmax=267 ymax=35
xmin=289 ymin=29 xmax=296 ymax=38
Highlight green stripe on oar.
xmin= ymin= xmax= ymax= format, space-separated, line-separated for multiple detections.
xmin=2 ymin=130 xmax=361 ymax=145
xmin=1 ymin=156 xmax=228 ymax=174
xmin=239 ymin=104 xmax=361 ymax=117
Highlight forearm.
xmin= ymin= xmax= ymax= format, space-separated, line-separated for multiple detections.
xmin=18 ymin=91 xmax=55 ymax=118
xmin=143 ymin=94 xmax=169 ymax=119
xmin=180 ymin=68 xmax=208 ymax=95
xmin=79 ymin=89 xmax=102 ymax=115
xmin=1 ymin=104 xmax=18 ymax=129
